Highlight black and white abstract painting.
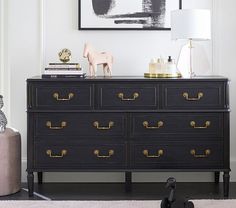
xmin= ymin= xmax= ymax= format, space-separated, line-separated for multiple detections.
xmin=79 ymin=0 xmax=182 ymax=30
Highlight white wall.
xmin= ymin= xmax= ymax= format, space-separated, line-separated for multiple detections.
xmin=1 ymin=0 xmax=236 ymax=183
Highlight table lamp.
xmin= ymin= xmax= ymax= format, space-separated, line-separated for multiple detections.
xmin=171 ymin=9 xmax=211 ymax=77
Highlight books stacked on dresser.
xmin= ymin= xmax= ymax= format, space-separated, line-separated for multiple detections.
xmin=42 ymin=63 xmax=86 ymax=78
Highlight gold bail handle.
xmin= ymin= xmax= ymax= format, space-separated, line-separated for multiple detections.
xmin=53 ymin=92 xmax=74 ymax=101
xmin=46 ymin=121 xmax=67 ymax=129
xmin=190 ymin=149 xmax=211 ymax=158
xmin=183 ymin=92 xmax=203 ymax=101
xmin=93 ymin=121 xmax=114 ymax=130
xmin=143 ymin=121 xmax=164 ymax=129
xmin=94 ymin=149 xmax=114 ymax=158
xmin=46 ymin=149 xmax=67 ymax=158
xmin=118 ymin=92 xmax=139 ymax=101
xmin=190 ymin=121 xmax=211 ymax=129
xmin=143 ymin=149 xmax=164 ymax=158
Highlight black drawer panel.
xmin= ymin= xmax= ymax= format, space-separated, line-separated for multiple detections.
xmin=131 ymin=113 xmax=223 ymax=139
xmin=34 ymin=113 xmax=126 ymax=138
xmin=32 ymin=83 xmax=93 ymax=109
xmin=130 ymin=141 xmax=224 ymax=169
xmin=98 ymin=84 xmax=158 ymax=110
xmin=162 ymin=82 xmax=225 ymax=109
xmin=35 ymin=141 xmax=126 ymax=169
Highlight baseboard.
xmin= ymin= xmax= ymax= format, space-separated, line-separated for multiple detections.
xmin=21 ymin=158 xmax=236 ymax=183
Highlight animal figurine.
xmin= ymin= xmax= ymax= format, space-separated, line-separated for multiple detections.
xmin=58 ymin=48 xmax=71 ymax=63
xmin=0 ymin=95 xmax=7 ymax=133
xmin=161 ymin=177 xmax=194 ymax=208
xmin=83 ymin=43 xmax=113 ymax=77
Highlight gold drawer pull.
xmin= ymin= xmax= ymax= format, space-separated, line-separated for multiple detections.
xmin=46 ymin=149 xmax=67 ymax=158
xmin=53 ymin=92 xmax=74 ymax=101
xmin=94 ymin=149 xmax=114 ymax=158
xmin=190 ymin=121 xmax=211 ymax=129
xmin=143 ymin=149 xmax=164 ymax=158
xmin=183 ymin=92 xmax=203 ymax=101
xmin=190 ymin=149 xmax=211 ymax=158
xmin=93 ymin=121 xmax=114 ymax=130
xmin=46 ymin=121 xmax=67 ymax=129
xmin=143 ymin=121 xmax=164 ymax=129
xmin=117 ymin=92 xmax=139 ymax=101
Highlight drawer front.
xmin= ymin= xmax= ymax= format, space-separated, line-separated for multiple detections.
xmin=163 ymin=82 xmax=225 ymax=109
xmin=34 ymin=113 xmax=126 ymax=138
xmin=130 ymin=141 xmax=224 ymax=169
xmin=131 ymin=113 xmax=223 ymax=139
xmin=35 ymin=141 xmax=126 ymax=169
xmin=98 ymin=84 xmax=158 ymax=109
xmin=32 ymin=83 xmax=93 ymax=109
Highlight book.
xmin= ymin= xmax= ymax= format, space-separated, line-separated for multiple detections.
xmin=44 ymin=70 xmax=84 ymax=75
xmin=45 ymin=67 xmax=82 ymax=71
xmin=49 ymin=63 xmax=80 ymax=65
xmin=42 ymin=73 xmax=86 ymax=79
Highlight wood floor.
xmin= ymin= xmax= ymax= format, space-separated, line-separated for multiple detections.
xmin=0 ymin=182 xmax=236 ymax=200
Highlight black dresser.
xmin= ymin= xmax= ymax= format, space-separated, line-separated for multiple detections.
xmin=27 ymin=76 xmax=230 ymax=197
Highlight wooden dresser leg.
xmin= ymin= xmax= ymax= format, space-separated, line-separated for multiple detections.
xmin=38 ymin=172 xmax=43 ymax=184
xmin=223 ymin=171 xmax=230 ymax=198
xmin=27 ymin=172 xmax=34 ymax=197
xmin=125 ymin=171 xmax=132 ymax=192
xmin=214 ymin=172 xmax=220 ymax=184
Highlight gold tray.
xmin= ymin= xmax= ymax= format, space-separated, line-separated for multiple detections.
xmin=144 ymin=72 xmax=182 ymax=78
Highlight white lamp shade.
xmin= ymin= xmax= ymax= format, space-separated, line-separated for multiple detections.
xmin=171 ymin=9 xmax=211 ymax=40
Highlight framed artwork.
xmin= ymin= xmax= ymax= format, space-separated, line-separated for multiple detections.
xmin=79 ymin=0 xmax=182 ymax=30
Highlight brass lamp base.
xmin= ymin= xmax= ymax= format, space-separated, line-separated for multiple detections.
xmin=144 ymin=72 xmax=182 ymax=78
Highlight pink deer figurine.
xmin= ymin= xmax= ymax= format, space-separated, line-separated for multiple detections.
xmin=83 ymin=43 xmax=113 ymax=77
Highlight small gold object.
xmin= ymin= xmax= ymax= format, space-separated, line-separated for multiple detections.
xmin=190 ymin=149 xmax=211 ymax=158
xmin=117 ymin=92 xmax=139 ymax=101
xmin=144 ymin=72 xmax=182 ymax=78
xmin=58 ymin=48 xmax=71 ymax=63
xmin=46 ymin=149 xmax=67 ymax=158
xmin=190 ymin=121 xmax=211 ymax=129
xmin=143 ymin=121 xmax=164 ymax=129
xmin=46 ymin=121 xmax=67 ymax=129
xmin=143 ymin=149 xmax=164 ymax=158
xmin=183 ymin=92 xmax=204 ymax=101
xmin=93 ymin=121 xmax=114 ymax=130
xmin=94 ymin=149 xmax=114 ymax=158
xmin=53 ymin=92 xmax=74 ymax=101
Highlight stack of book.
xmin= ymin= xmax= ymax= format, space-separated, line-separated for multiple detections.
xmin=42 ymin=63 xmax=86 ymax=78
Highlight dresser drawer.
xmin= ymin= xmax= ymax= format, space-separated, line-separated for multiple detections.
xmin=31 ymin=83 xmax=93 ymax=109
xmin=35 ymin=141 xmax=126 ymax=169
xmin=131 ymin=113 xmax=224 ymax=139
xmin=98 ymin=84 xmax=158 ymax=109
xmin=130 ymin=141 xmax=224 ymax=169
xmin=162 ymin=82 xmax=226 ymax=109
xmin=34 ymin=113 xmax=126 ymax=138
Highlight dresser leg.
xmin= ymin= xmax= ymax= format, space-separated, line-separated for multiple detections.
xmin=125 ymin=171 xmax=132 ymax=192
xmin=37 ymin=172 xmax=43 ymax=184
xmin=27 ymin=172 xmax=34 ymax=197
xmin=214 ymin=172 xmax=220 ymax=184
xmin=223 ymin=171 xmax=230 ymax=198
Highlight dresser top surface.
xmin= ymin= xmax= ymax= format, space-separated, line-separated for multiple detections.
xmin=27 ymin=76 xmax=228 ymax=82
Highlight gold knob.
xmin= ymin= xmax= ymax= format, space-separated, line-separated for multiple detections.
xmin=94 ymin=149 xmax=114 ymax=158
xmin=53 ymin=92 xmax=74 ymax=101
xmin=143 ymin=149 xmax=164 ymax=158
xmin=117 ymin=92 xmax=139 ymax=101
xmin=46 ymin=149 xmax=67 ymax=158
xmin=190 ymin=149 xmax=211 ymax=158
xmin=190 ymin=121 xmax=211 ymax=129
xmin=46 ymin=121 xmax=67 ymax=129
xmin=143 ymin=121 xmax=164 ymax=129
xmin=183 ymin=92 xmax=203 ymax=101
xmin=93 ymin=121 xmax=114 ymax=130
